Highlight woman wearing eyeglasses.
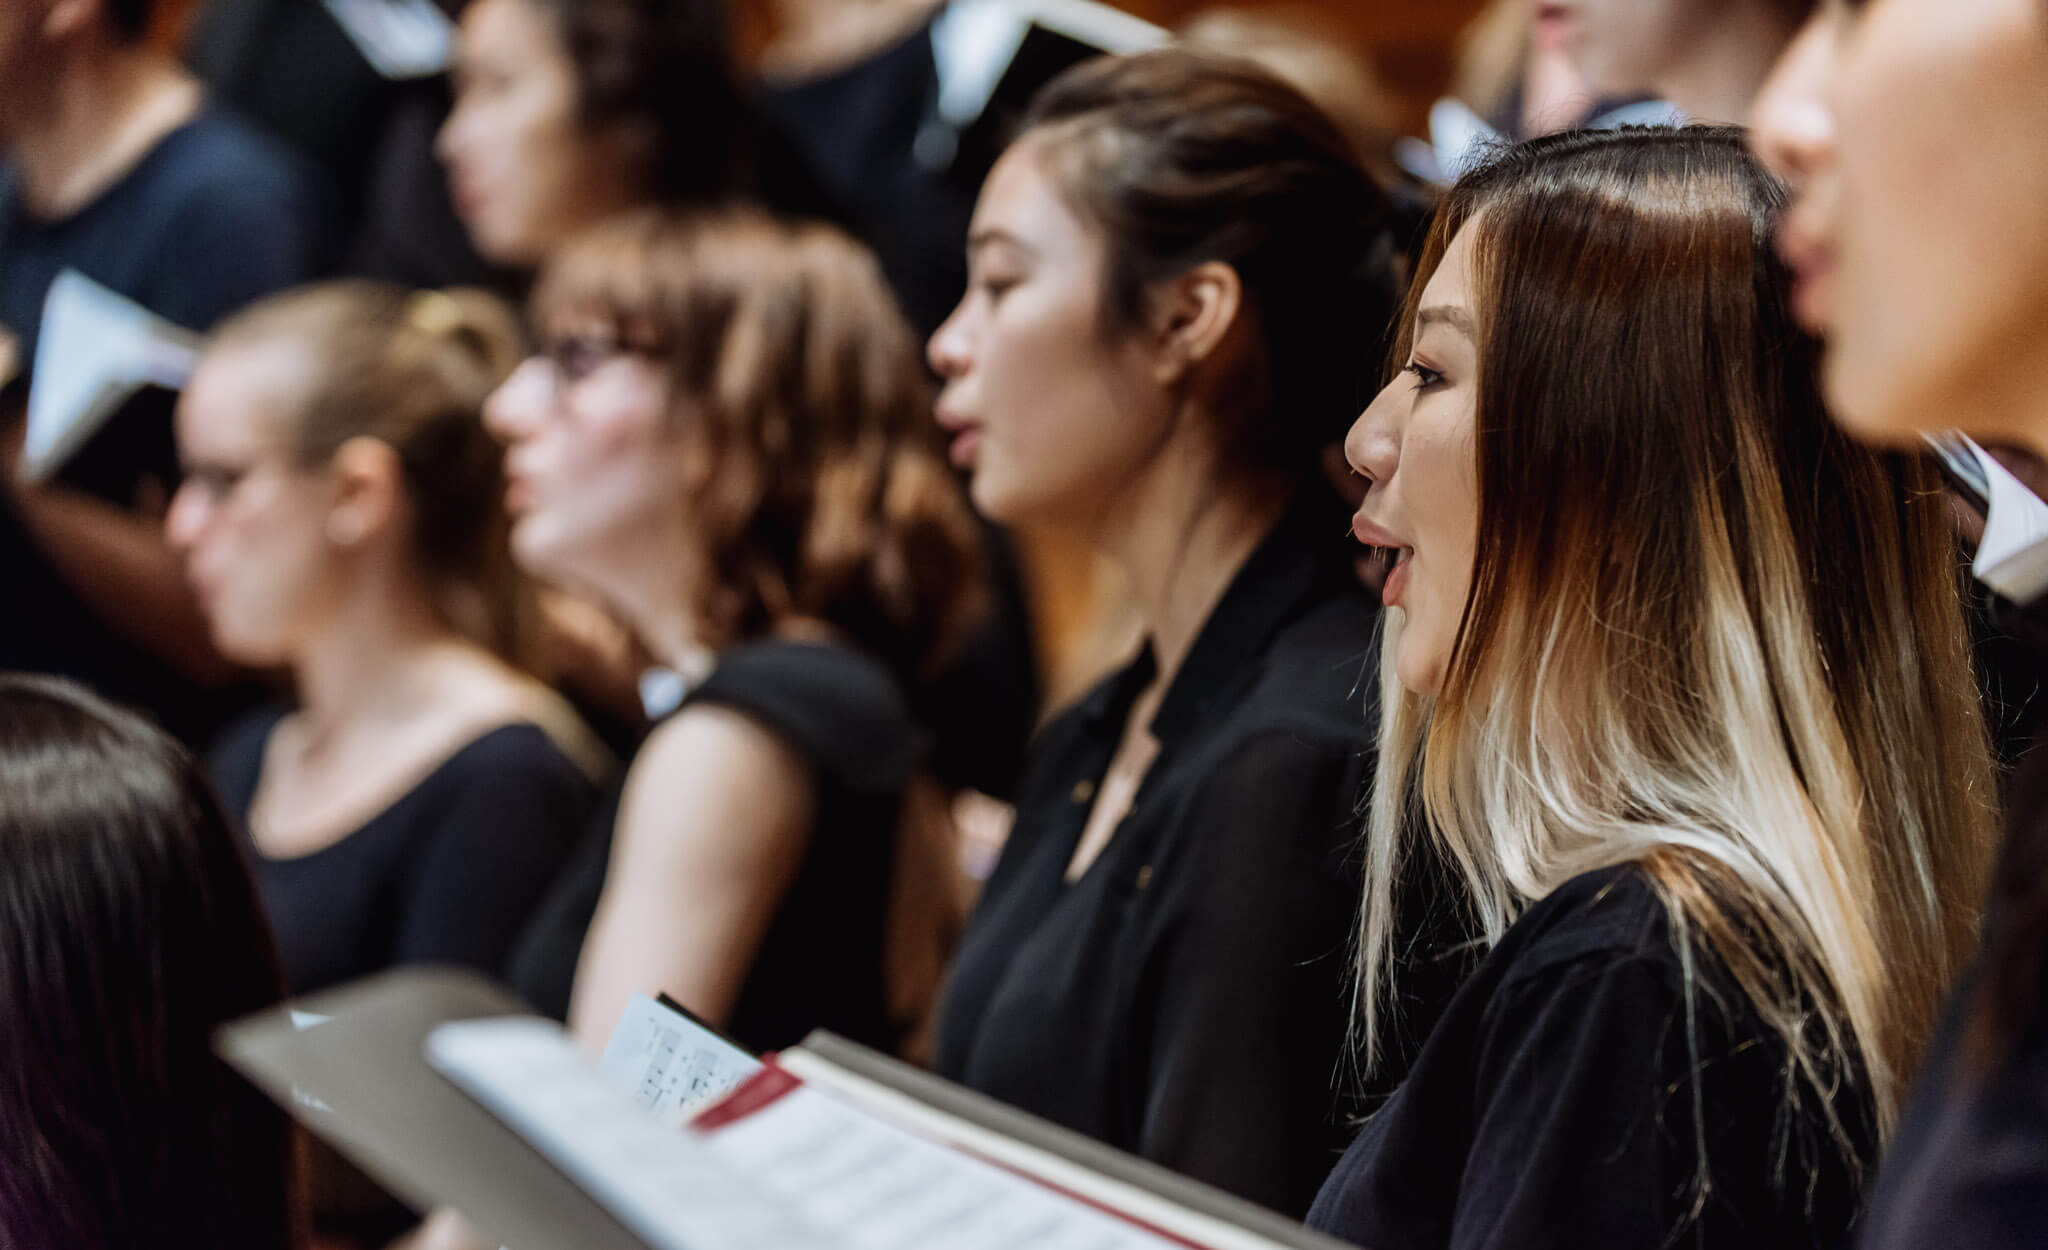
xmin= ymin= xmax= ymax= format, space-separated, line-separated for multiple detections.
xmin=167 ymin=282 xmax=606 ymax=1002
xmin=488 ymin=209 xmax=990 ymax=1057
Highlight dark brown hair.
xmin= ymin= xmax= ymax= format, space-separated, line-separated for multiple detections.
xmin=531 ymin=209 xmax=986 ymax=679
xmin=1019 ymin=48 xmax=1403 ymax=476
xmin=0 ymin=674 xmax=299 ymax=1250
xmin=211 ymin=281 xmax=535 ymax=663
xmin=523 ymin=0 xmax=753 ymax=206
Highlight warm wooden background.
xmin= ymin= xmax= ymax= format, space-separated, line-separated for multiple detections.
xmin=740 ymin=0 xmax=1498 ymax=137
xmin=1117 ymin=0 xmax=1492 ymax=132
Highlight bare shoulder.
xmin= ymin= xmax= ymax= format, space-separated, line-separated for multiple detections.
xmin=614 ymin=705 xmax=816 ymax=865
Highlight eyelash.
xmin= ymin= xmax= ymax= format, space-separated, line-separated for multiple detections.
xmin=1404 ymin=361 xmax=1445 ymax=390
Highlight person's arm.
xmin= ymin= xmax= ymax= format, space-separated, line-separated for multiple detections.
xmin=566 ymin=706 xmax=815 ymax=1049
xmin=4 ymin=479 xmax=233 ymax=682
xmin=391 ymin=736 xmax=595 ymax=973
xmin=1132 ymin=730 xmax=1366 ymax=1217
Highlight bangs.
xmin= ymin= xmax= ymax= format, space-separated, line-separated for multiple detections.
xmin=527 ymin=213 xmax=674 ymax=351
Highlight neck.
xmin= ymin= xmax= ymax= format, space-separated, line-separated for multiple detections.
xmin=1095 ymin=432 xmax=1291 ymax=687
xmin=1653 ymin=2 xmax=1798 ymax=124
xmin=582 ymin=531 xmax=702 ymax=674
xmin=8 ymin=42 xmax=201 ymax=218
xmin=291 ymin=571 xmax=477 ymax=741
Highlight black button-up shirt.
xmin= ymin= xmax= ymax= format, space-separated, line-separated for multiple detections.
xmin=933 ymin=501 xmax=1416 ymax=1217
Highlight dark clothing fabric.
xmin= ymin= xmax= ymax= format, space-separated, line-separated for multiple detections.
xmin=1857 ymin=708 xmax=2048 ymax=1250
xmin=1858 ymin=961 xmax=2048 ymax=1250
xmin=1309 ymin=863 xmax=1874 ymax=1250
xmin=0 ymin=104 xmax=326 ymax=741
xmin=931 ymin=502 xmax=1408 ymax=1219
xmin=505 ymin=639 xmax=921 ymax=1053
xmin=209 ymin=709 xmax=597 ymax=995
xmin=0 ymin=104 xmax=328 ymax=370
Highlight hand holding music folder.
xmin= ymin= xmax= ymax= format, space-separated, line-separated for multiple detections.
xmin=217 ymin=968 xmax=1350 ymax=1250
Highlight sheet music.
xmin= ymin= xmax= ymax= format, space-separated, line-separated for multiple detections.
xmin=428 ymin=1019 xmax=827 ymax=1250
xmin=699 ymin=1080 xmax=1189 ymax=1250
xmin=597 ymin=994 xmax=761 ymax=1125
xmin=22 ymin=269 xmax=200 ymax=483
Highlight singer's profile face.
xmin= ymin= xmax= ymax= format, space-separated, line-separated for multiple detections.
xmin=926 ymin=136 xmax=1175 ymax=531
xmin=1344 ymin=224 xmax=1481 ymax=697
xmin=1820 ymin=0 xmax=2048 ymax=450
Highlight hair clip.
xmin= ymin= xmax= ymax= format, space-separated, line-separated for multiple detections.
xmin=406 ymin=290 xmax=464 ymax=339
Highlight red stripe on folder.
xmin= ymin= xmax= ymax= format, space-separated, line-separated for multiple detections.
xmin=692 ymin=1059 xmax=801 ymax=1130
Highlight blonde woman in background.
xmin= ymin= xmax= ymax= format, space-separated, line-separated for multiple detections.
xmin=167 ymin=282 xmax=605 ymax=1000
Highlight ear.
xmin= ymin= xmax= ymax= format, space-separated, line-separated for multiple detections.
xmin=324 ymin=436 xmax=406 ymax=550
xmin=1148 ymin=260 xmax=1244 ymax=387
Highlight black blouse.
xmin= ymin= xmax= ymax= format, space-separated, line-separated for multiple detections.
xmin=505 ymin=639 xmax=922 ymax=1054
xmin=932 ymin=503 xmax=1418 ymax=1219
xmin=209 ymin=710 xmax=598 ymax=996
xmin=1308 ymin=863 xmax=1874 ymax=1250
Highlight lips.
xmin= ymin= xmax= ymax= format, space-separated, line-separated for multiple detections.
xmin=1350 ymin=512 xmax=1415 ymax=609
xmin=1776 ymin=215 xmax=1835 ymax=334
xmin=934 ymin=401 xmax=981 ymax=470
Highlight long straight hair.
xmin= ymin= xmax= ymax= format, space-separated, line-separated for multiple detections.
xmin=1354 ymin=128 xmax=2000 ymax=1152
xmin=0 ymin=675 xmax=301 ymax=1249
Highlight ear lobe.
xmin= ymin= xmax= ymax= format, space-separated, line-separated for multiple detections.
xmin=326 ymin=436 xmax=405 ymax=549
xmin=1151 ymin=261 xmax=1244 ymax=387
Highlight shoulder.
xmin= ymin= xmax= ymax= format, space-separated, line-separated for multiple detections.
xmin=146 ymin=105 xmax=323 ymax=212
xmin=206 ymin=703 xmax=291 ymax=807
xmin=425 ymin=722 xmax=597 ymax=801
xmin=687 ymin=640 xmax=921 ymax=792
xmin=1486 ymin=864 xmax=1679 ymax=996
xmin=1223 ymin=578 xmax=1383 ymax=749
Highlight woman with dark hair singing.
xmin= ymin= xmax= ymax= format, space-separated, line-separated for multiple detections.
xmin=0 ymin=674 xmax=300 ymax=1250
xmin=924 ymin=49 xmax=1434 ymax=1218
xmin=1310 ymin=125 xmax=1999 ymax=1249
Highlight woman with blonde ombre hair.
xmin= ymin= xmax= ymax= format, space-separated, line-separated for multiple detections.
xmin=1309 ymin=125 xmax=1999 ymax=1249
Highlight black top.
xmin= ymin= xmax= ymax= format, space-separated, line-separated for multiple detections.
xmin=505 ymin=639 xmax=922 ymax=1053
xmin=0 ymin=104 xmax=327 ymax=741
xmin=1855 ymin=686 xmax=2048 ymax=1250
xmin=931 ymin=503 xmax=1415 ymax=1219
xmin=209 ymin=709 xmax=597 ymax=996
xmin=1308 ymin=863 xmax=1874 ymax=1250
xmin=0 ymin=104 xmax=328 ymax=371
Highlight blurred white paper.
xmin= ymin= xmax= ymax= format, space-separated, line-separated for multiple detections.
xmin=597 ymin=993 xmax=761 ymax=1126
xmin=323 ymin=0 xmax=453 ymax=80
xmin=23 ymin=269 xmax=199 ymax=484
xmin=1961 ymin=439 xmax=2048 ymax=602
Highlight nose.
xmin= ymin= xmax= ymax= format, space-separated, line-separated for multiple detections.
xmin=1749 ymin=12 xmax=1837 ymax=187
xmin=163 ymin=479 xmax=209 ymax=553
xmin=927 ymin=297 xmax=972 ymax=381
xmin=1345 ymin=375 xmax=1405 ymax=488
xmin=483 ymin=357 xmax=552 ymax=444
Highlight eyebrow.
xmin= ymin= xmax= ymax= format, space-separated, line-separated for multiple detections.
xmin=1416 ymin=305 xmax=1475 ymax=337
xmin=966 ymin=227 xmax=1036 ymax=259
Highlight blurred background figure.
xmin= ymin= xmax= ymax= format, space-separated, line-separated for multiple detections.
xmin=167 ymin=281 xmax=605 ymax=1000
xmin=1547 ymin=0 xmax=1812 ymax=123
xmin=437 ymin=0 xmax=834 ymax=274
xmin=491 ymin=209 xmax=990 ymax=1061
xmin=925 ymin=49 xmax=1430 ymax=1218
xmin=0 ymin=674 xmax=300 ymax=1250
xmin=0 ymin=0 xmax=328 ymax=744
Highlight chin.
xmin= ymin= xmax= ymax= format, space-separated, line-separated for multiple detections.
xmin=1821 ymin=355 xmax=1942 ymax=449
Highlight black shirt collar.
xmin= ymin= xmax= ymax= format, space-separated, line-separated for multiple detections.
xmin=1070 ymin=493 xmax=1356 ymax=752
